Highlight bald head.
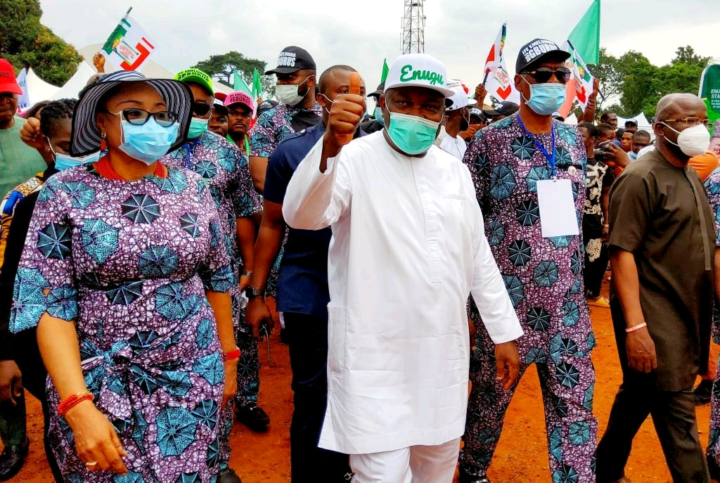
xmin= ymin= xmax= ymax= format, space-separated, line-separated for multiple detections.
xmin=656 ymin=93 xmax=706 ymax=122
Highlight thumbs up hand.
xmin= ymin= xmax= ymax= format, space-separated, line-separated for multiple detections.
xmin=324 ymin=72 xmax=366 ymax=157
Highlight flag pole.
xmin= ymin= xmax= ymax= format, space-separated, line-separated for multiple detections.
xmin=566 ymin=39 xmax=606 ymax=103
xmin=126 ymin=6 xmax=133 ymax=15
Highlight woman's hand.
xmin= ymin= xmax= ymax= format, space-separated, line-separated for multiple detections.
xmin=64 ymin=400 xmax=127 ymax=474
xmin=223 ymin=360 xmax=238 ymax=408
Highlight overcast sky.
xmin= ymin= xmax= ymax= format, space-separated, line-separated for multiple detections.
xmin=39 ymin=0 xmax=719 ymax=92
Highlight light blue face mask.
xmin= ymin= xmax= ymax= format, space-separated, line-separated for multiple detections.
xmin=47 ymin=137 xmax=100 ymax=171
xmin=119 ymin=117 xmax=180 ymax=165
xmin=374 ymin=106 xmax=385 ymax=127
xmin=385 ymin=111 xmax=440 ymax=155
xmin=521 ymin=77 xmax=566 ymax=116
xmin=188 ymin=117 xmax=209 ymax=139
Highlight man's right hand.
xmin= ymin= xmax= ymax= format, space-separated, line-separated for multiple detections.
xmin=20 ymin=117 xmax=46 ymax=151
xmin=323 ymin=74 xmax=365 ymax=158
xmin=0 ymin=360 xmax=22 ymax=405
xmin=246 ymin=297 xmax=274 ymax=340
xmin=626 ymin=326 xmax=657 ymax=373
xmin=603 ymin=143 xmax=631 ymax=169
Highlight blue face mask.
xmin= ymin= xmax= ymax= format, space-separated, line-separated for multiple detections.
xmin=119 ymin=118 xmax=179 ymax=165
xmin=521 ymin=77 xmax=566 ymax=116
xmin=374 ymin=106 xmax=385 ymax=127
xmin=385 ymin=111 xmax=440 ymax=155
xmin=47 ymin=137 xmax=100 ymax=171
xmin=188 ymin=117 xmax=209 ymax=139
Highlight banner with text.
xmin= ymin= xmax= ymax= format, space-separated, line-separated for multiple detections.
xmin=700 ymin=59 xmax=720 ymax=135
xmin=102 ymin=13 xmax=156 ymax=72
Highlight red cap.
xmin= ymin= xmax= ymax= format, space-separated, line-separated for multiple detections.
xmin=0 ymin=59 xmax=22 ymax=95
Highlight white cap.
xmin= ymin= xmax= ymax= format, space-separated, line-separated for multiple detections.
xmin=445 ymin=80 xmax=477 ymax=111
xmin=384 ymin=53 xmax=455 ymax=97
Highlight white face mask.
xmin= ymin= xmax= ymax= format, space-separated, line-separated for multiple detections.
xmin=661 ymin=123 xmax=711 ymax=157
xmin=276 ymin=76 xmax=313 ymax=106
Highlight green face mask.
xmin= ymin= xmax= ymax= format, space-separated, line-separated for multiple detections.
xmin=385 ymin=111 xmax=440 ymax=155
xmin=188 ymin=117 xmax=209 ymax=139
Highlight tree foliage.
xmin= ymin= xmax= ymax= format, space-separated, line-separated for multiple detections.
xmin=591 ymin=45 xmax=710 ymax=119
xmin=0 ymin=0 xmax=83 ymax=85
xmin=193 ymin=51 xmax=276 ymax=98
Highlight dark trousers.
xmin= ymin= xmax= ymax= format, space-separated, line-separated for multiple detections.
xmin=8 ymin=329 xmax=63 ymax=482
xmin=583 ymin=240 xmax=608 ymax=299
xmin=284 ymin=313 xmax=350 ymax=483
xmin=0 ymin=390 xmax=26 ymax=447
xmin=596 ymin=301 xmax=710 ymax=483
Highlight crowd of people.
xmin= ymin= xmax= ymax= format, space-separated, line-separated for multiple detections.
xmin=0 ymin=36 xmax=719 ymax=483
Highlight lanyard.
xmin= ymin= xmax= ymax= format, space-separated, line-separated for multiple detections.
xmin=244 ymin=137 xmax=250 ymax=158
xmin=184 ymin=138 xmax=202 ymax=169
xmin=516 ymin=116 xmax=557 ymax=178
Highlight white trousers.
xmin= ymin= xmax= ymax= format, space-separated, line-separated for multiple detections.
xmin=350 ymin=438 xmax=461 ymax=483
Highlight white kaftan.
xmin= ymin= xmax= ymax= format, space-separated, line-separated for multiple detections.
xmin=283 ymin=131 xmax=522 ymax=455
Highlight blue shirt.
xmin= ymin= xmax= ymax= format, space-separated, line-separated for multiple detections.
xmin=264 ymin=124 xmax=365 ymax=319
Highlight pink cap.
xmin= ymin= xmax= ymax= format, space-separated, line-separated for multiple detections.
xmin=225 ymin=91 xmax=255 ymax=113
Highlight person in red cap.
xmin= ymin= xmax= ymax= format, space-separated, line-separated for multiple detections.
xmin=0 ymin=59 xmax=46 ymax=199
xmin=225 ymin=91 xmax=255 ymax=159
xmin=209 ymin=92 xmax=229 ymax=138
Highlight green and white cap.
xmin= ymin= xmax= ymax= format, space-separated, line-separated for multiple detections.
xmin=384 ymin=53 xmax=455 ymax=97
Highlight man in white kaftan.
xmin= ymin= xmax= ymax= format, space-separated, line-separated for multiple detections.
xmin=283 ymin=53 xmax=523 ymax=483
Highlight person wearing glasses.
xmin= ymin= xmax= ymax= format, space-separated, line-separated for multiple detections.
xmin=8 ymin=70 xmax=240 ymax=482
xmin=460 ymin=39 xmax=597 ymax=483
xmin=161 ymin=70 xmax=264 ymax=470
xmin=597 ymin=94 xmax=714 ymax=483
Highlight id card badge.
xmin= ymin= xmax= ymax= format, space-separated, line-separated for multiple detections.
xmin=536 ymin=179 xmax=579 ymax=238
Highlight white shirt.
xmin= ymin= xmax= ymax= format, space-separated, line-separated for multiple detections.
xmin=283 ymin=131 xmax=522 ymax=454
xmin=439 ymin=133 xmax=468 ymax=160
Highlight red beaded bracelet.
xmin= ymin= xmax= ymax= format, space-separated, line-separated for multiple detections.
xmin=223 ymin=348 xmax=241 ymax=362
xmin=58 ymin=391 xmax=94 ymax=417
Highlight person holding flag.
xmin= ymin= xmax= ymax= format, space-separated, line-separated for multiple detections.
xmin=461 ymin=39 xmax=597 ymax=483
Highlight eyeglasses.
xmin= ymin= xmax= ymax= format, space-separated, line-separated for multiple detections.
xmin=661 ymin=117 xmax=710 ymax=127
xmin=521 ymin=67 xmax=572 ymax=84
xmin=192 ymin=103 xmax=212 ymax=117
xmin=106 ymin=108 xmax=178 ymax=127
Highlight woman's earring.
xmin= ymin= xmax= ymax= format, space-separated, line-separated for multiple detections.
xmin=100 ymin=132 xmax=107 ymax=152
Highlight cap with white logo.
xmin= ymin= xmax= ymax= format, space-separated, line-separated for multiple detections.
xmin=265 ymin=46 xmax=316 ymax=75
xmin=384 ymin=54 xmax=455 ymax=97
xmin=445 ymin=80 xmax=478 ymax=111
xmin=515 ymin=39 xmax=570 ymax=74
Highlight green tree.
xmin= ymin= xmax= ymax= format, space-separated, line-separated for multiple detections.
xmin=591 ymin=48 xmax=622 ymax=112
xmin=616 ymin=51 xmax=658 ymax=117
xmin=0 ymin=0 xmax=83 ymax=85
xmin=193 ymin=51 xmax=275 ymax=98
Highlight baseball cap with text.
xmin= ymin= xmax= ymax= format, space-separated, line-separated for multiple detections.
xmin=384 ymin=54 xmax=455 ymax=98
xmin=175 ymin=68 xmax=214 ymax=96
xmin=446 ymin=80 xmax=478 ymax=111
xmin=225 ymin=91 xmax=255 ymax=115
xmin=265 ymin=46 xmax=316 ymax=75
xmin=0 ymin=59 xmax=22 ymax=95
xmin=515 ymin=39 xmax=571 ymax=74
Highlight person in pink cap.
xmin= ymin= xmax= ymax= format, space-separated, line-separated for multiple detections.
xmin=226 ymin=91 xmax=255 ymax=159
xmin=0 ymin=59 xmax=45 ymax=199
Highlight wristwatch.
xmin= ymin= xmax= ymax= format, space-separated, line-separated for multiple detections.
xmin=242 ymin=286 xmax=264 ymax=300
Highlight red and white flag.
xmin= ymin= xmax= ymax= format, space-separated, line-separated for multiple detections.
xmin=483 ymin=23 xmax=520 ymax=105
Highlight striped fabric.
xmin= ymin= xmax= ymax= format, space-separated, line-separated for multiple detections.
xmin=70 ymin=71 xmax=193 ymax=156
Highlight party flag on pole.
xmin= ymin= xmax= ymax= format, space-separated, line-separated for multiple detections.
xmin=101 ymin=8 xmax=156 ymax=72
xmin=380 ymin=59 xmax=390 ymax=84
xmin=252 ymin=68 xmax=262 ymax=99
xmin=568 ymin=0 xmax=601 ymax=64
xmin=483 ymin=23 xmax=520 ymax=105
xmin=234 ymin=70 xmax=253 ymax=96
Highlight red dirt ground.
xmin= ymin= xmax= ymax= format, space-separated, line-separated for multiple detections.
xmin=8 ymin=279 xmax=710 ymax=482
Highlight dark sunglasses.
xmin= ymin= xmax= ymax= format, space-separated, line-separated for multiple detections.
xmin=106 ymin=108 xmax=178 ymax=127
xmin=192 ymin=103 xmax=212 ymax=117
xmin=522 ymin=67 xmax=572 ymax=84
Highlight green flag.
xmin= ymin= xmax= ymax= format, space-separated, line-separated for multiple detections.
xmin=568 ymin=0 xmax=600 ymax=64
xmin=252 ymin=68 xmax=262 ymax=99
xmin=233 ymin=70 xmax=252 ymax=96
xmin=700 ymin=61 xmax=720 ymax=135
xmin=380 ymin=59 xmax=389 ymax=84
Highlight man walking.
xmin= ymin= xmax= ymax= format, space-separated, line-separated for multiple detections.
xmin=596 ymin=94 xmax=714 ymax=483
xmin=460 ymin=39 xmax=597 ymax=483
xmin=283 ymin=53 xmax=522 ymax=482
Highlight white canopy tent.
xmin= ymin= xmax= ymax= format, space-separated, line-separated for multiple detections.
xmin=51 ymin=61 xmax=95 ymax=100
xmin=617 ymin=113 xmax=653 ymax=134
xmin=22 ymin=68 xmax=60 ymax=108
